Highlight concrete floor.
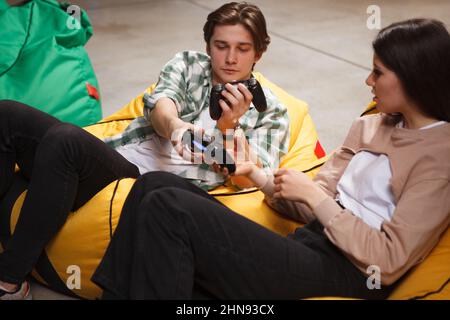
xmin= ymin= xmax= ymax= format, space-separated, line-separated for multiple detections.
xmin=28 ymin=0 xmax=450 ymax=299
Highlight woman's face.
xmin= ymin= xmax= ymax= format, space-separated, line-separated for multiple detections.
xmin=366 ymin=55 xmax=413 ymax=115
xmin=207 ymin=23 xmax=262 ymax=85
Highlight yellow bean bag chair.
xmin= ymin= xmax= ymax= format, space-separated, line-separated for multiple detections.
xmin=1 ymin=74 xmax=448 ymax=300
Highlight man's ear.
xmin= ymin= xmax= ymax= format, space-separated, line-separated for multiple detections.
xmin=251 ymin=53 xmax=263 ymax=71
xmin=206 ymin=43 xmax=211 ymax=56
xmin=254 ymin=52 xmax=263 ymax=64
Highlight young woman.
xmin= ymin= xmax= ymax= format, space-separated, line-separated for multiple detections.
xmin=92 ymin=18 xmax=450 ymax=299
xmin=0 ymin=2 xmax=289 ymax=299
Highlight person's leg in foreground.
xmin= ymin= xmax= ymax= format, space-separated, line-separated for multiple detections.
xmin=0 ymin=100 xmax=139 ymax=299
xmin=93 ymin=172 xmax=392 ymax=300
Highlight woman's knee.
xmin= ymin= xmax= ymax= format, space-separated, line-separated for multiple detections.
xmin=36 ymin=123 xmax=85 ymax=163
xmin=139 ymin=188 xmax=182 ymax=220
xmin=137 ymin=171 xmax=188 ymax=190
xmin=0 ymin=100 xmax=59 ymax=133
xmin=0 ymin=99 xmax=21 ymax=108
xmin=0 ymin=100 xmax=28 ymax=120
xmin=41 ymin=123 xmax=82 ymax=147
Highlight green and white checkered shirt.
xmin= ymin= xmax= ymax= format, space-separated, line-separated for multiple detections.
xmin=104 ymin=51 xmax=289 ymax=190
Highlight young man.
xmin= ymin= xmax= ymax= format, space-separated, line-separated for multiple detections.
xmin=91 ymin=3 xmax=292 ymax=297
xmin=103 ymin=1 xmax=290 ymax=190
xmin=0 ymin=2 xmax=288 ymax=299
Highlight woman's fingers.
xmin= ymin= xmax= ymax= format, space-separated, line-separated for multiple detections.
xmin=274 ymin=168 xmax=288 ymax=177
xmin=273 ymin=175 xmax=284 ymax=185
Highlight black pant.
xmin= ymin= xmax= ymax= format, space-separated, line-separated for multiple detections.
xmin=92 ymin=171 xmax=393 ymax=300
xmin=0 ymin=100 xmax=139 ymax=284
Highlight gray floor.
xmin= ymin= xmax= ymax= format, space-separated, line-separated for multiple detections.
xmin=29 ymin=0 xmax=450 ymax=299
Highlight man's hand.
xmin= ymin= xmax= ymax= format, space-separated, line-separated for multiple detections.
xmin=273 ymin=169 xmax=328 ymax=209
xmin=150 ymin=98 xmax=203 ymax=163
xmin=169 ymin=119 xmax=203 ymax=163
xmin=216 ymin=83 xmax=253 ymax=133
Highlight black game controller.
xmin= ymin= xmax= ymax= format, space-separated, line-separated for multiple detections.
xmin=209 ymin=77 xmax=267 ymax=120
xmin=181 ymin=129 xmax=236 ymax=174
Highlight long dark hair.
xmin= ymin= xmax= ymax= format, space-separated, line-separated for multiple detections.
xmin=373 ymin=18 xmax=450 ymax=121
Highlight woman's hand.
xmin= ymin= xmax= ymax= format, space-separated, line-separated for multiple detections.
xmin=214 ymin=128 xmax=261 ymax=188
xmin=216 ymin=83 xmax=253 ymax=133
xmin=273 ymin=168 xmax=328 ymax=209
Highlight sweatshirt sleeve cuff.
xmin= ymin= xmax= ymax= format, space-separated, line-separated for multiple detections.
xmin=312 ymin=197 xmax=343 ymax=228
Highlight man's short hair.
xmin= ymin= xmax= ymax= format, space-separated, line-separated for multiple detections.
xmin=203 ymin=2 xmax=271 ymax=55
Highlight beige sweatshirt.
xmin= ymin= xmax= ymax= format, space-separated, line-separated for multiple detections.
xmin=266 ymin=114 xmax=450 ymax=285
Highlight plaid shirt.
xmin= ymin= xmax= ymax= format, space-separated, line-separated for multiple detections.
xmin=104 ymin=51 xmax=290 ymax=190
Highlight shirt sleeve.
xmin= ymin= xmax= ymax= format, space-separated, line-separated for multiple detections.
xmin=245 ymin=88 xmax=290 ymax=172
xmin=264 ymin=117 xmax=362 ymax=223
xmin=312 ymin=118 xmax=362 ymax=197
xmin=143 ymin=51 xmax=188 ymax=118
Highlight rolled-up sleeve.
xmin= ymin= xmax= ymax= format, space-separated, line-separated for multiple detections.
xmin=143 ymin=52 xmax=188 ymax=118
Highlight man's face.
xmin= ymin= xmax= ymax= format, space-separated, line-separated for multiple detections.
xmin=207 ymin=24 xmax=262 ymax=85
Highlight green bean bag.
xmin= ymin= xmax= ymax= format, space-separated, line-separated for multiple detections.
xmin=0 ymin=0 xmax=102 ymax=127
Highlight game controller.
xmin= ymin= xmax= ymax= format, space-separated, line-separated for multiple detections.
xmin=181 ymin=129 xmax=236 ymax=174
xmin=209 ymin=77 xmax=267 ymax=120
